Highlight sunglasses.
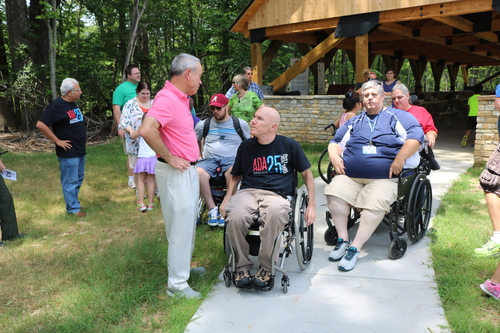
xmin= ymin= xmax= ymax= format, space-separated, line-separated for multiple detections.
xmin=209 ymin=105 xmax=226 ymax=111
xmin=232 ymin=81 xmax=238 ymax=84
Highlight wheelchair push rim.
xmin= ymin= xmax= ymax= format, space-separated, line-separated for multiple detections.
xmin=294 ymin=188 xmax=314 ymax=270
xmin=405 ymin=174 xmax=432 ymax=244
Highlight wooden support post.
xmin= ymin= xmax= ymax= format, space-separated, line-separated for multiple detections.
xmin=430 ymin=61 xmax=445 ymax=91
xmin=251 ymin=42 xmax=263 ymax=85
xmin=461 ymin=65 xmax=469 ymax=87
xmin=409 ymin=58 xmax=426 ymax=89
xmin=447 ymin=64 xmax=460 ymax=91
xmin=355 ymin=34 xmax=369 ymax=84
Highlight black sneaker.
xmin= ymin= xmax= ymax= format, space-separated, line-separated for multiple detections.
xmin=235 ymin=271 xmax=252 ymax=287
xmin=253 ymin=267 xmax=270 ymax=287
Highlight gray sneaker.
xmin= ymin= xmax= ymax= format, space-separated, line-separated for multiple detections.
xmin=328 ymin=238 xmax=351 ymax=261
xmin=167 ymin=286 xmax=201 ymax=299
xmin=338 ymin=246 xmax=359 ymax=272
xmin=190 ymin=267 xmax=206 ymax=276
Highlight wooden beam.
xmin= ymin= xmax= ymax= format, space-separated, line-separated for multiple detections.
xmin=476 ymin=70 xmax=500 ymax=86
xmin=262 ymin=40 xmax=283 ymax=73
xmin=269 ymin=34 xmax=319 ymax=45
xmin=379 ymin=23 xmax=500 ymax=63
xmin=379 ymin=0 xmax=493 ymax=24
xmin=433 ymin=16 xmax=498 ymax=43
xmin=269 ymin=33 xmax=345 ymax=92
xmin=356 ymin=35 xmax=369 ymax=83
xmin=433 ymin=16 xmax=473 ymax=33
xmin=264 ymin=18 xmax=340 ymax=38
xmin=251 ymin=43 xmax=263 ymax=85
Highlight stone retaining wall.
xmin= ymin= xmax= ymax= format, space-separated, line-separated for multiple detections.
xmin=477 ymin=96 xmax=499 ymax=165
xmin=263 ymin=95 xmax=345 ymax=144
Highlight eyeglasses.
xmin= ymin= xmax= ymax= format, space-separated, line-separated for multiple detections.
xmin=209 ymin=105 xmax=226 ymax=111
xmin=73 ymin=89 xmax=82 ymax=92
xmin=232 ymin=81 xmax=238 ymax=84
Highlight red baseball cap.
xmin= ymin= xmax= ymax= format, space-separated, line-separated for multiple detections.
xmin=209 ymin=93 xmax=229 ymax=107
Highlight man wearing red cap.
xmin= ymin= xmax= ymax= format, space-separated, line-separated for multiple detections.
xmin=195 ymin=93 xmax=250 ymax=227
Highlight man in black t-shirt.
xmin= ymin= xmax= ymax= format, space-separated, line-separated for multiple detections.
xmin=36 ymin=78 xmax=87 ymax=217
xmin=220 ymin=106 xmax=316 ymax=288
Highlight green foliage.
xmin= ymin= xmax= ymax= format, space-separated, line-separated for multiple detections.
xmin=0 ymin=139 xmax=227 ymax=333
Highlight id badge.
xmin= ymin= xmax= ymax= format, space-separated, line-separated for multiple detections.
xmin=362 ymin=145 xmax=377 ymax=155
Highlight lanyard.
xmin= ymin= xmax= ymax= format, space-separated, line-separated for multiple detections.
xmin=365 ymin=108 xmax=385 ymax=145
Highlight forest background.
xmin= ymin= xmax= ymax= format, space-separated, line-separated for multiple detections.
xmin=1 ymin=0 xmax=500 ymax=134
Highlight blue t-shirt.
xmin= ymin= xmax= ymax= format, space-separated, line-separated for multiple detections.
xmin=331 ymin=107 xmax=424 ymax=179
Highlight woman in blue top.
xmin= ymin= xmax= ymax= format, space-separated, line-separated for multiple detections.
xmin=382 ymin=68 xmax=401 ymax=94
xmin=324 ymin=80 xmax=424 ymax=272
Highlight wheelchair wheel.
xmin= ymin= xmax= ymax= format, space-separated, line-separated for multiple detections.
xmin=196 ymin=196 xmax=206 ymax=225
xmin=294 ymin=189 xmax=314 ymax=270
xmin=405 ymin=175 xmax=432 ymax=244
xmin=324 ymin=227 xmax=338 ymax=246
xmin=317 ymin=149 xmax=335 ymax=184
xmin=223 ymin=269 xmax=232 ymax=287
xmin=389 ymin=238 xmax=407 ymax=259
xmin=324 ymin=208 xmax=359 ymax=246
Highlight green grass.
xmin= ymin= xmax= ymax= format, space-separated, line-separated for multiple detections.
xmin=430 ymin=166 xmax=500 ymax=332
xmin=3 ymin=139 xmax=495 ymax=332
xmin=0 ymin=139 xmax=226 ymax=332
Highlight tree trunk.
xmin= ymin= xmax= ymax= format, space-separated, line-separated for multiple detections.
xmin=5 ymin=0 xmax=31 ymax=74
xmin=123 ymin=0 xmax=148 ymax=80
xmin=47 ymin=0 xmax=57 ymax=100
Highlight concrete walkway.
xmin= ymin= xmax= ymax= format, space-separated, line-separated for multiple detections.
xmin=185 ymin=126 xmax=473 ymax=333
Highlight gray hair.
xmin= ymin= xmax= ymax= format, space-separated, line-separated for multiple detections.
xmin=392 ymin=83 xmax=409 ymax=95
xmin=361 ymin=80 xmax=384 ymax=97
xmin=234 ymin=74 xmax=249 ymax=90
xmin=60 ymin=78 xmax=79 ymax=96
xmin=170 ymin=53 xmax=201 ymax=77
xmin=242 ymin=67 xmax=253 ymax=74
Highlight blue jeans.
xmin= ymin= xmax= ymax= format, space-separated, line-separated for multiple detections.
xmin=58 ymin=156 xmax=85 ymax=214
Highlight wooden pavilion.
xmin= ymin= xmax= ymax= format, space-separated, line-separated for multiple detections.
xmin=230 ymin=0 xmax=500 ymax=93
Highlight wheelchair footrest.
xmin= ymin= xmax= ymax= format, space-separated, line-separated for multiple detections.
xmin=236 ymin=276 xmax=275 ymax=292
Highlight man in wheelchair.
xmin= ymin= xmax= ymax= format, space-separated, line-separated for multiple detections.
xmin=325 ymin=81 xmax=424 ymax=272
xmin=220 ymin=106 xmax=316 ymax=288
xmin=195 ymin=93 xmax=250 ymax=227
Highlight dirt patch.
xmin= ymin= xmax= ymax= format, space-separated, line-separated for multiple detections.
xmin=0 ymin=130 xmax=114 ymax=153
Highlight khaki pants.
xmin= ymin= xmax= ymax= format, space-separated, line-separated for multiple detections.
xmin=225 ymin=188 xmax=291 ymax=272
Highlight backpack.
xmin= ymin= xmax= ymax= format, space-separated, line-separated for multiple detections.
xmin=202 ymin=116 xmax=246 ymax=141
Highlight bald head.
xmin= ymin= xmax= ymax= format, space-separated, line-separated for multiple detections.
xmin=250 ymin=106 xmax=280 ymax=144
xmin=259 ymin=106 xmax=281 ymax=126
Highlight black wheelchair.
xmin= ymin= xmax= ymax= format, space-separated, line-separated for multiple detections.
xmin=222 ymin=174 xmax=314 ymax=293
xmin=323 ymin=154 xmax=433 ymax=260
xmin=197 ymin=168 xmax=227 ymax=225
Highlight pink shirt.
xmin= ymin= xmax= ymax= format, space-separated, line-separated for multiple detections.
xmin=407 ymin=105 xmax=438 ymax=134
xmin=147 ymin=81 xmax=199 ymax=162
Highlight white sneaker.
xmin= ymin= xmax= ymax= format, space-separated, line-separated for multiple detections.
xmin=128 ymin=179 xmax=136 ymax=189
xmin=328 ymin=238 xmax=351 ymax=261
xmin=338 ymin=246 xmax=360 ymax=272
xmin=207 ymin=207 xmax=220 ymax=227
xmin=167 ymin=286 xmax=201 ymax=299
